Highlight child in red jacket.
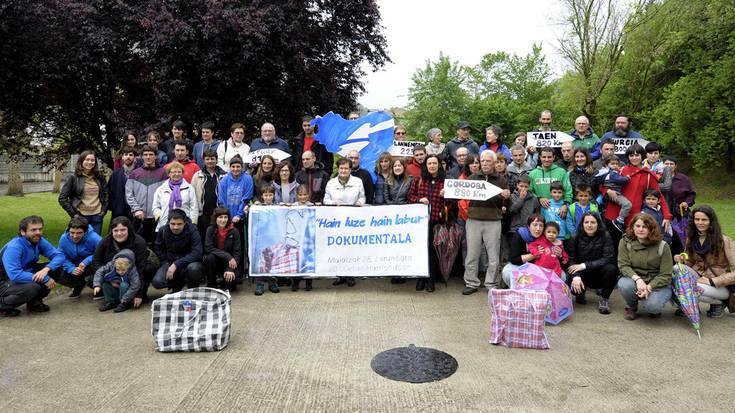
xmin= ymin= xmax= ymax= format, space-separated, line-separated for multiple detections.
xmin=528 ymin=221 xmax=568 ymax=280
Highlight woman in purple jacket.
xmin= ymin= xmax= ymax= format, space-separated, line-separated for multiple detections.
xmin=662 ymin=156 xmax=695 ymax=220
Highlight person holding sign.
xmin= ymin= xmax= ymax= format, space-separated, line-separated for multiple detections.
xmin=250 ymin=122 xmax=291 ymax=154
xmin=600 ymin=114 xmax=646 ymax=158
xmin=408 ymin=154 xmax=453 ymax=292
xmin=324 ymin=158 xmax=366 ymax=288
xmin=528 ymin=147 xmax=572 ymax=217
xmin=216 ymin=123 xmax=251 ymax=170
xmin=394 ymin=125 xmax=407 ymax=141
xmin=461 ymin=150 xmax=510 ymax=296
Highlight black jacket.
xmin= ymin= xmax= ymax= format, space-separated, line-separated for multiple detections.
xmin=351 ymin=168 xmax=374 ymax=204
xmin=290 ymin=132 xmax=333 ymax=176
xmin=154 ymin=222 xmax=203 ymax=267
xmin=108 ymin=168 xmax=132 ymax=219
xmin=59 ymin=174 xmax=109 ymax=217
xmin=204 ymin=226 xmax=241 ymax=263
xmin=569 ymin=231 xmax=615 ymax=270
xmin=509 ymin=232 xmax=531 ymax=266
xmin=161 ymin=138 xmax=193 ymax=163
xmin=294 ymin=162 xmax=331 ymax=203
xmin=91 ymin=233 xmax=150 ymax=275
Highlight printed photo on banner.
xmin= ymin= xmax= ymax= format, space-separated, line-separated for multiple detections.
xmin=249 ymin=206 xmax=316 ymax=276
xmin=525 ymin=131 xmax=574 ymax=148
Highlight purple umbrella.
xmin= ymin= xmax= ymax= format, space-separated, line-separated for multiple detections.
xmin=672 ymin=254 xmax=703 ymax=339
xmin=433 ymin=221 xmax=463 ymax=283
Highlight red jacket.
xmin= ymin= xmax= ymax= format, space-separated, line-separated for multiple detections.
xmin=406 ymin=158 xmax=422 ymax=179
xmin=601 ymin=164 xmax=672 ymax=226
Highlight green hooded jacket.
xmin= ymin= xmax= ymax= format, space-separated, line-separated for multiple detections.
xmin=528 ymin=163 xmax=573 ymax=204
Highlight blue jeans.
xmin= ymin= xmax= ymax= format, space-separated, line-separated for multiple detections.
xmin=617 ymin=277 xmax=671 ymax=314
xmin=102 ymin=281 xmax=128 ymax=304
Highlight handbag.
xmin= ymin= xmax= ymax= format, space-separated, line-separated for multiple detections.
xmin=488 ymin=288 xmax=551 ymax=349
xmin=151 ymin=287 xmax=232 ymax=352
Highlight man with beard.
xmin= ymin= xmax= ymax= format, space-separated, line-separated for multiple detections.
xmin=592 ymin=139 xmax=617 ymax=171
xmin=0 ymin=216 xmax=65 ymax=315
xmin=291 ymin=115 xmax=333 ymax=175
xmin=601 ymin=115 xmax=645 ymax=164
xmin=295 ymin=150 xmax=330 ymax=203
xmin=537 ymin=109 xmax=553 ymax=132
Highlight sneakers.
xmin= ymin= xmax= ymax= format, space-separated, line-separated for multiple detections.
xmin=597 ymin=297 xmax=610 ymax=315
xmin=27 ymin=301 xmax=50 ymax=313
xmin=707 ymin=304 xmax=724 ymax=318
xmin=92 ymin=289 xmax=105 ymax=301
xmin=612 ymin=219 xmax=625 ymax=233
xmin=462 ymin=287 xmax=478 ymax=295
xmin=0 ymin=308 xmax=21 ymax=317
xmin=304 ymin=279 xmax=313 ymax=291
xmin=268 ymin=283 xmax=280 ymax=294
xmin=623 ymin=307 xmax=636 ymax=320
xmin=254 ymin=283 xmax=264 ymax=296
xmin=113 ymin=301 xmax=132 ymax=313
xmin=99 ymin=301 xmax=118 ymax=312
xmin=69 ymin=285 xmax=84 ymax=299
xmin=576 ymin=294 xmax=587 ymax=305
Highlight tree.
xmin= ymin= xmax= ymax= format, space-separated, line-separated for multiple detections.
xmin=0 ymin=0 xmax=389 ymax=175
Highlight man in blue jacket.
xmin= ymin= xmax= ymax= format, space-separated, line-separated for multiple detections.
xmin=57 ymin=216 xmax=102 ymax=298
xmin=249 ymin=122 xmax=291 ymax=154
xmin=151 ymin=209 xmax=204 ymax=292
xmin=0 ymin=216 xmax=65 ymax=315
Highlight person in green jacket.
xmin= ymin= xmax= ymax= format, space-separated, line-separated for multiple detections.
xmin=569 ymin=116 xmax=601 ymax=159
xmin=529 ymin=147 xmax=573 ymax=219
xmin=617 ymin=213 xmax=673 ymax=320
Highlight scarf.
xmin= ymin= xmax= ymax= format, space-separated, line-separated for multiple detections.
xmin=518 ymin=226 xmax=537 ymax=244
xmin=168 ymin=179 xmax=183 ymax=210
xmin=216 ymin=224 xmax=232 ymax=250
xmin=693 ymin=236 xmax=710 ymax=257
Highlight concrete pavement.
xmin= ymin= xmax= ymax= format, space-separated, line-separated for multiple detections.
xmin=1 ymin=278 xmax=733 ymax=412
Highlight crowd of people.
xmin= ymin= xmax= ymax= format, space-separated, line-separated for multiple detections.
xmin=0 ymin=111 xmax=732 ymax=321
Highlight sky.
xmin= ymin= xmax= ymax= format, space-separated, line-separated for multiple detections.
xmin=358 ymin=0 xmax=567 ymax=110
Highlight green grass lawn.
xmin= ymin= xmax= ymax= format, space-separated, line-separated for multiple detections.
xmin=0 ymin=192 xmax=732 ymax=246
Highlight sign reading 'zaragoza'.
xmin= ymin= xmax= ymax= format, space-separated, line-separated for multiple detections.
xmin=248 ymin=204 xmax=429 ymax=278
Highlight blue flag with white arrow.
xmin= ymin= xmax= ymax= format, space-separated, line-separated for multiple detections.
xmin=311 ymin=111 xmax=395 ymax=180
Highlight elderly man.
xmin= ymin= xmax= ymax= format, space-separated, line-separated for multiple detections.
xmin=291 ymin=115 xmax=333 ymax=175
xmin=445 ymin=121 xmax=479 ymax=170
xmin=347 ymin=150 xmax=374 ymax=204
xmin=250 ymin=122 xmax=291 ymax=154
xmin=295 ymin=150 xmax=330 ymax=203
xmin=555 ymin=141 xmax=574 ymax=170
xmin=570 ymin=115 xmax=601 ymax=159
xmin=446 ymin=147 xmax=469 ymax=179
xmin=462 ymin=150 xmax=510 ymax=295
xmin=394 ymin=125 xmax=407 ymax=141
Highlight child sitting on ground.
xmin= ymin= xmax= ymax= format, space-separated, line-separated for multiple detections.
xmin=596 ymin=155 xmax=631 ymax=232
xmin=528 ymin=221 xmax=568 ymax=280
xmin=565 ymin=184 xmax=599 ymax=237
xmin=541 ymin=181 xmax=569 ymax=240
xmin=92 ymin=249 xmax=140 ymax=313
xmin=640 ymin=189 xmax=673 ymax=245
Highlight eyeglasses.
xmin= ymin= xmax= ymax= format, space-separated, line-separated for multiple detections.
xmin=395 ymin=131 xmax=406 ymax=135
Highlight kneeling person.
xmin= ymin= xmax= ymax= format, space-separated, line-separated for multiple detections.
xmin=57 ymin=216 xmax=102 ymax=298
xmin=93 ymin=249 xmax=140 ymax=312
xmin=152 ymin=209 xmax=204 ymax=292
xmin=203 ymin=207 xmax=241 ymax=290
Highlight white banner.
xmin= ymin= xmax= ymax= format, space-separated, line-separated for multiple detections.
xmin=443 ymin=179 xmax=503 ymax=201
xmin=609 ymin=137 xmax=650 ymax=154
xmin=248 ymin=204 xmax=429 ymax=277
xmin=526 ymin=131 xmax=574 ymax=148
xmin=388 ymin=140 xmax=424 ymax=157
xmin=243 ymin=148 xmax=291 ymax=164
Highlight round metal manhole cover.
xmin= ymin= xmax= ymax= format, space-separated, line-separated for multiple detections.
xmin=371 ymin=344 xmax=458 ymax=383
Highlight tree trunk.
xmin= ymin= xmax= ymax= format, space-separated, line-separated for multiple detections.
xmin=6 ymin=159 xmax=23 ymax=196
xmin=52 ymin=158 xmax=64 ymax=193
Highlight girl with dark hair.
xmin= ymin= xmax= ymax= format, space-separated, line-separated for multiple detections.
xmin=674 ymin=205 xmax=735 ymax=317
xmin=273 ymin=161 xmax=299 ymax=204
xmin=602 ymin=144 xmax=671 ymax=247
xmin=113 ymin=131 xmax=139 ymax=170
xmin=203 ymin=207 xmax=241 ymax=291
xmin=568 ymin=148 xmax=596 ymax=199
xmin=567 ymin=212 xmax=617 ymax=314
xmin=501 ymin=214 xmax=545 ymax=286
xmin=407 ymin=154 xmax=453 ymax=292
xmin=384 ymin=157 xmax=413 ymax=205
xmin=617 ymin=213 xmax=673 ymax=320
xmin=59 ymin=150 xmax=109 ymax=235
xmin=253 ymin=155 xmax=276 ymax=202
xmin=373 ymin=152 xmax=393 ymax=205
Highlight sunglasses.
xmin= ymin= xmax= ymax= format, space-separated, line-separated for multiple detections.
xmin=395 ymin=131 xmax=406 ymax=135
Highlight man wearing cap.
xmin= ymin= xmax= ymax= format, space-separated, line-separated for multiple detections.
xmin=445 ymin=121 xmax=479 ymax=170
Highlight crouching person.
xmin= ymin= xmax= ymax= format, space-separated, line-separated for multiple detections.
xmin=203 ymin=207 xmax=241 ymax=291
xmin=56 ymin=216 xmax=102 ymax=298
xmin=152 ymin=209 xmax=204 ymax=292
xmin=0 ymin=216 xmax=64 ymax=315
xmin=92 ymin=249 xmax=140 ymax=312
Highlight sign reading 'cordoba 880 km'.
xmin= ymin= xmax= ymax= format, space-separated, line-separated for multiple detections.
xmin=443 ymin=179 xmax=503 ymax=201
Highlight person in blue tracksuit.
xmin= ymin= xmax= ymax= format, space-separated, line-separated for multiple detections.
xmin=57 ymin=217 xmax=102 ymax=298
xmin=0 ymin=216 xmax=65 ymax=315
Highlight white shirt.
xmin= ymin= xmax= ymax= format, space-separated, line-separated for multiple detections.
xmin=323 ymin=175 xmax=366 ymax=206
xmin=216 ymin=138 xmax=251 ymax=170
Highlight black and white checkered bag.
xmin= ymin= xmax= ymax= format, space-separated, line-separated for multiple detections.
xmin=151 ymin=287 xmax=232 ymax=352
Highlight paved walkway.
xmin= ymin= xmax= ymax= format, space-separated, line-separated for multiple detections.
xmin=1 ymin=278 xmax=733 ymax=412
